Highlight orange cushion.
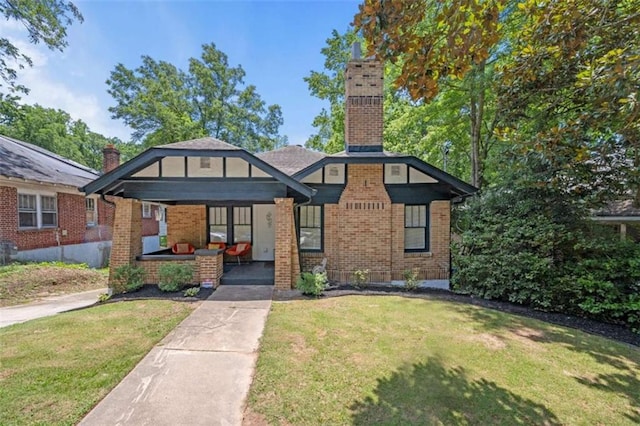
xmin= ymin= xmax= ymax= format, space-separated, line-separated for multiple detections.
xmin=236 ymin=243 xmax=247 ymax=252
xmin=174 ymin=243 xmax=192 ymax=254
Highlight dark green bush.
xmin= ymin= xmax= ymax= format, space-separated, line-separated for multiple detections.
xmin=112 ymin=265 xmax=146 ymax=294
xmin=452 ymin=160 xmax=640 ymax=332
xmin=158 ymin=263 xmax=194 ymax=292
xmin=296 ymin=272 xmax=327 ymax=296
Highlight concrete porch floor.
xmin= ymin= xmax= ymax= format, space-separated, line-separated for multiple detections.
xmin=221 ymin=261 xmax=274 ymax=286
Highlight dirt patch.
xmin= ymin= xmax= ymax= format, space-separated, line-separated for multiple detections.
xmin=274 ymin=285 xmax=640 ymax=347
xmin=0 ymin=264 xmax=107 ymax=307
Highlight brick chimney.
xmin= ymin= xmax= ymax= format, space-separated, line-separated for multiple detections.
xmin=344 ymin=43 xmax=384 ymax=153
xmin=102 ymin=144 xmax=120 ymax=173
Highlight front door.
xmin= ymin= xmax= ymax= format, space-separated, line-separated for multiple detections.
xmin=252 ymin=204 xmax=275 ymax=261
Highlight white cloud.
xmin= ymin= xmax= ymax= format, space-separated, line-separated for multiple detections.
xmin=3 ymin=25 xmax=132 ymax=141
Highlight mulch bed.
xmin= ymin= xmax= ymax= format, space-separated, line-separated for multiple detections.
xmin=109 ymin=284 xmax=214 ymax=302
xmin=275 ymin=284 xmax=640 ymax=347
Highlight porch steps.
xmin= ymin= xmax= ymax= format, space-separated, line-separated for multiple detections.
xmin=221 ymin=262 xmax=275 ymax=286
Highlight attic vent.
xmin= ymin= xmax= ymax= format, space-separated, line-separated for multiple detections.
xmin=345 ymin=202 xmax=385 ymax=210
xmin=200 ymin=157 xmax=211 ymax=169
xmin=328 ymin=166 xmax=339 ymax=177
xmin=348 ymin=96 xmax=382 ymax=106
xmin=390 ymin=165 xmax=401 ymax=176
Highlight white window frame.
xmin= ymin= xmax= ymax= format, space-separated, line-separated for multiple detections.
xmin=17 ymin=192 xmax=58 ymax=229
xmin=142 ymin=202 xmax=152 ymax=218
xmin=404 ymin=204 xmax=429 ymax=252
xmin=86 ymin=198 xmax=98 ymax=227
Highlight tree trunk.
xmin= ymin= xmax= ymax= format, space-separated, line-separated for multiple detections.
xmin=469 ymin=61 xmax=486 ymax=189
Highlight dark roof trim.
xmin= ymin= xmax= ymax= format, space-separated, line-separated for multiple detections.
xmin=81 ymin=147 xmax=315 ymax=198
xmin=293 ymin=156 xmax=478 ymax=196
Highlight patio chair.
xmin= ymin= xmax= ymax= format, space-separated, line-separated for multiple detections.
xmin=226 ymin=242 xmax=252 ymax=265
xmin=312 ymin=257 xmax=327 ymax=275
xmin=171 ymin=242 xmax=195 ymax=255
xmin=207 ymin=242 xmax=227 ymax=250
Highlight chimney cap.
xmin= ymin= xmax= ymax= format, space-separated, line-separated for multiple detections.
xmin=351 ymin=42 xmax=362 ymax=60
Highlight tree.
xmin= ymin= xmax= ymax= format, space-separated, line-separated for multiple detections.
xmin=0 ymin=101 xmax=124 ymax=170
xmin=107 ymin=43 xmax=286 ymax=151
xmin=355 ymin=0 xmax=640 ymax=196
xmin=0 ymin=0 xmax=83 ymax=93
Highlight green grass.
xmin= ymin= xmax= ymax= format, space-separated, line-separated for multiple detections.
xmin=0 ymin=300 xmax=196 ymax=425
xmin=247 ymin=296 xmax=640 ymax=425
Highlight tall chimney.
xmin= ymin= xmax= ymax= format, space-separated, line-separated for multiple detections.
xmin=102 ymin=144 xmax=120 ymax=174
xmin=344 ymin=42 xmax=383 ymax=153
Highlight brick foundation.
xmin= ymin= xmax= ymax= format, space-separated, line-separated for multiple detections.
xmin=135 ymin=258 xmax=199 ymax=284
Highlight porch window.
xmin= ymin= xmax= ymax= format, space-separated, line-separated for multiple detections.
xmin=233 ymin=207 xmax=252 ymax=243
xmin=86 ymin=198 xmax=97 ymax=227
xmin=299 ymin=205 xmax=322 ymax=251
xmin=209 ymin=207 xmax=227 ymax=242
xmin=405 ymin=205 xmax=429 ymax=251
xmin=18 ymin=194 xmax=37 ymax=228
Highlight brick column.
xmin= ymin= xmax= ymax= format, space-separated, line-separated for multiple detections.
xmin=196 ymin=251 xmax=223 ymax=288
xmin=275 ymin=198 xmax=297 ymax=290
xmin=108 ymin=198 xmax=142 ymax=289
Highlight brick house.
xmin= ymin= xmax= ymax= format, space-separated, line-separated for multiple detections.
xmin=82 ymin=53 xmax=477 ymax=289
xmin=0 ymin=135 xmax=164 ymax=266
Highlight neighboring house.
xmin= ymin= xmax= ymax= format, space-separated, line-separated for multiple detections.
xmin=0 ymin=135 xmax=113 ymax=267
xmin=592 ymin=199 xmax=640 ymax=242
xmin=81 ymin=51 xmax=477 ymax=289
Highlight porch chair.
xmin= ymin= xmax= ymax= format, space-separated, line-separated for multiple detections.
xmin=226 ymin=242 xmax=252 ymax=265
xmin=207 ymin=242 xmax=227 ymax=250
xmin=312 ymin=257 xmax=327 ymax=275
xmin=171 ymin=242 xmax=195 ymax=255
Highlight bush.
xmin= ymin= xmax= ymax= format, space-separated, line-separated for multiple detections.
xmin=296 ymin=272 xmax=327 ymax=296
xmin=452 ymin=161 xmax=640 ymax=332
xmin=183 ymin=287 xmax=200 ymax=297
xmin=403 ymin=269 xmax=419 ymax=291
xmin=352 ymin=269 xmax=369 ymax=289
xmin=112 ymin=265 xmax=146 ymax=294
xmin=158 ymin=263 xmax=194 ymax=292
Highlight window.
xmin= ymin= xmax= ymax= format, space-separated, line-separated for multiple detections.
xmin=18 ymin=193 xmax=57 ymax=228
xmin=18 ymin=194 xmax=37 ymax=228
xmin=40 ymin=196 xmax=57 ymax=227
xmin=233 ymin=207 xmax=252 ymax=243
xmin=142 ymin=202 xmax=152 ymax=218
xmin=299 ymin=205 xmax=322 ymax=251
xmin=86 ymin=198 xmax=97 ymax=227
xmin=209 ymin=207 xmax=227 ymax=242
xmin=405 ymin=205 xmax=429 ymax=251
xmin=200 ymin=157 xmax=211 ymax=168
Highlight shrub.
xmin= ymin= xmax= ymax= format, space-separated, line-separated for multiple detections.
xmin=403 ymin=269 xmax=419 ymax=291
xmin=97 ymin=293 xmax=111 ymax=303
xmin=352 ymin=269 xmax=369 ymax=289
xmin=183 ymin=287 xmax=200 ymax=297
xmin=158 ymin=263 xmax=194 ymax=292
xmin=112 ymin=265 xmax=146 ymax=294
xmin=296 ymin=272 xmax=327 ymax=297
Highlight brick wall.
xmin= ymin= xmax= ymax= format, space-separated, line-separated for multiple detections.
xmin=0 ymin=185 xmax=113 ymax=251
xmin=166 ymin=205 xmax=207 ymax=248
xmin=108 ymin=198 xmax=142 ymax=286
xmin=345 ymin=59 xmax=383 ymax=150
xmin=274 ymin=198 xmax=299 ymax=290
xmin=196 ymin=253 xmax=223 ymax=287
xmin=299 ymin=174 xmax=452 ymax=283
xmin=141 ymin=204 xmax=160 ymax=237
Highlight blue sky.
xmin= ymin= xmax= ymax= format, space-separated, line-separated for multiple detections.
xmin=5 ymin=0 xmax=361 ymax=144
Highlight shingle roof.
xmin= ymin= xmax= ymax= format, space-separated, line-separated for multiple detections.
xmin=594 ymin=199 xmax=640 ymax=217
xmin=0 ymin=134 xmax=99 ymax=188
xmin=256 ymin=145 xmax=326 ymax=176
xmin=157 ymin=137 xmax=240 ymax=151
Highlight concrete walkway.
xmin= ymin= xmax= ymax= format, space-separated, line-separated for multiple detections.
xmin=0 ymin=288 xmax=107 ymax=328
xmin=80 ymin=285 xmax=273 ymax=426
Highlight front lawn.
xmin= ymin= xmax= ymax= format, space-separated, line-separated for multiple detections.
xmin=0 ymin=300 xmax=196 ymax=425
xmin=247 ymin=296 xmax=640 ymax=425
xmin=0 ymin=261 xmax=108 ymax=307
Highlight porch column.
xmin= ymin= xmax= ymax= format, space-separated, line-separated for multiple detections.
xmin=274 ymin=198 xmax=299 ymax=290
xmin=109 ymin=198 xmax=142 ymax=290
